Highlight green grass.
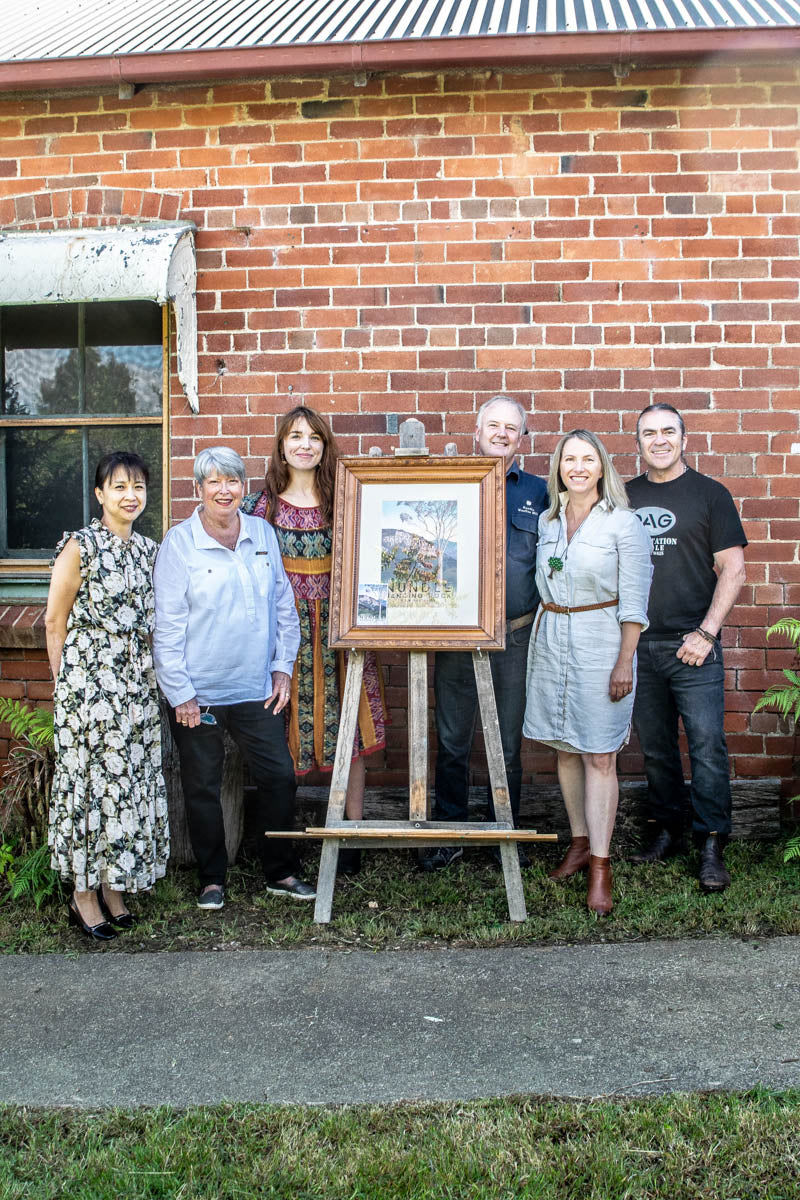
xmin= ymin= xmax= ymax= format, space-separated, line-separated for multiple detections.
xmin=0 ymin=840 xmax=797 ymax=955
xmin=1 ymin=1091 xmax=799 ymax=1198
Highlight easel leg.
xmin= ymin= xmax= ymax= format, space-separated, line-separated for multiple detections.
xmin=473 ymin=650 xmax=527 ymax=923
xmin=314 ymin=650 xmax=365 ymax=923
xmin=407 ymin=651 xmax=429 ymax=822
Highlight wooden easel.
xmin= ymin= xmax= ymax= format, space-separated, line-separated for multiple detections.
xmin=301 ymin=648 xmax=556 ymax=924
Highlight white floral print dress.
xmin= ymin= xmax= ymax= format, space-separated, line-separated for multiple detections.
xmin=49 ymin=519 xmax=169 ymax=892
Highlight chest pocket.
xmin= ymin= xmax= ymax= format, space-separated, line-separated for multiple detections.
xmin=189 ymin=561 xmax=226 ymax=610
xmin=251 ymin=530 xmax=274 ymax=600
xmin=533 ymin=519 xmax=559 ymax=556
xmin=569 ymin=532 xmax=618 ymax=591
xmin=254 ymin=554 xmax=272 ymax=600
xmin=579 ymin=531 xmax=617 ymax=559
xmin=509 ymin=506 xmax=541 ymax=563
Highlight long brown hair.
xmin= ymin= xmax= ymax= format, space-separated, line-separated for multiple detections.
xmin=263 ymin=406 xmax=339 ymax=524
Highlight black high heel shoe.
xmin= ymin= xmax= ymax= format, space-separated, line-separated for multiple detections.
xmin=68 ymin=897 xmax=117 ymax=942
xmin=98 ymin=891 xmax=136 ymax=931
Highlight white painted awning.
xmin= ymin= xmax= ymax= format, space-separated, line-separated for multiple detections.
xmin=0 ymin=221 xmax=198 ymax=411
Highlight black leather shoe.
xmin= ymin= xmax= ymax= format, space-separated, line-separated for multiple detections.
xmin=68 ymin=898 xmax=117 ymax=942
xmin=628 ymin=827 xmax=684 ymax=865
xmin=419 ymin=846 xmax=463 ymax=872
xmin=266 ymin=877 xmax=316 ymax=900
xmin=699 ymin=833 xmax=731 ymax=892
xmin=337 ymin=848 xmax=362 ymax=876
xmin=98 ymin=892 xmax=136 ymax=930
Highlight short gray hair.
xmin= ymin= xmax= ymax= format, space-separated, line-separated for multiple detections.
xmin=193 ymin=446 xmax=246 ymax=487
xmin=476 ymin=395 xmax=528 ymax=435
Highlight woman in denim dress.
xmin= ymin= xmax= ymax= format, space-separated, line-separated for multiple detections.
xmin=523 ymin=431 xmax=652 ymax=914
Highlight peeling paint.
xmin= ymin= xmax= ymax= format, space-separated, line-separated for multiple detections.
xmin=0 ymin=221 xmax=199 ymax=412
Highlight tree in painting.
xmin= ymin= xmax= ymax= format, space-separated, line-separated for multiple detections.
xmin=398 ymin=501 xmax=457 ymax=591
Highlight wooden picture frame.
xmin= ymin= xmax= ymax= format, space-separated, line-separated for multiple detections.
xmin=328 ymin=456 xmax=506 ymax=651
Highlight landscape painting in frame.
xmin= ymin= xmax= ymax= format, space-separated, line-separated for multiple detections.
xmin=360 ymin=492 xmax=470 ymax=626
xmin=329 ymin=457 xmax=505 ymax=652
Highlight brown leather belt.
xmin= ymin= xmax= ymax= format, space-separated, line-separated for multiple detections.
xmin=535 ymin=597 xmax=618 ymax=637
xmin=507 ymin=611 xmax=535 ymax=632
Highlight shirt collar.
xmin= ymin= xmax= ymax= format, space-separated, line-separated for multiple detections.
xmin=557 ymin=492 xmax=610 ymax=515
xmin=189 ymin=506 xmax=253 ymax=550
xmin=505 ymin=459 xmax=520 ymax=481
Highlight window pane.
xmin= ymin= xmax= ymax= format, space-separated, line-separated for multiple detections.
xmin=85 ymin=345 xmax=162 ymax=415
xmin=2 ymin=304 xmax=78 ymax=350
xmin=2 ymin=301 xmax=162 ymax=417
xmin=4 ymin=347 xmax=77 ymax=416
xmin=4 ymin=426 xmax=163 ymax=553
xmin=85 ymin=301 xmax=162 ymax=346
xmin=87 ymin=427 xmax=162 ymax=543
xmin=85 ymin=302 xmax=163 ymax=416
xmin=5 ymin=427 xmax=83 ymax=549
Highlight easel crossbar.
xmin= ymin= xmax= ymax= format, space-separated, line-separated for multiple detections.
xmin=273 ymin=826 xmax=556 ymax=842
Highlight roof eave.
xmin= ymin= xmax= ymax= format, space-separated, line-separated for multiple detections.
xmin=0 ymin=28 xmax=799 ymax=93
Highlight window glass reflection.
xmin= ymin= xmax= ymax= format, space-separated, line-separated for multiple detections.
xmin=4 ymin=348 xmax=76 ymax=416
xmin=5 ymin=425 xmax=162 ymax=552
xmin=85 ymin=346 xmax=162 ymax=415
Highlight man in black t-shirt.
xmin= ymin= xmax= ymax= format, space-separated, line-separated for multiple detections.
xmin=626 ymin=404 xmax=746 ymax=892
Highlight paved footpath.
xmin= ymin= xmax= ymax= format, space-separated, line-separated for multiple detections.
xmin=1 ymin=937 xmax=798 ymax=1108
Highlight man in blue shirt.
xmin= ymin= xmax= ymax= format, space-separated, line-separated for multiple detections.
xmin=421 ymin=396 xmax=548 ymax=870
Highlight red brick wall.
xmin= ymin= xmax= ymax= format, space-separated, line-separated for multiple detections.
xmin=1 ymin=58 xmax=799 ymax=796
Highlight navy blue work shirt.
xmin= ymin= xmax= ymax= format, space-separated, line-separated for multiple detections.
xmin=505 ymin=462 xmax=549 ymax=622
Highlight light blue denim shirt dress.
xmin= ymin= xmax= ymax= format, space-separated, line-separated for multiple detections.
xmin=523 ymin=498 xmax=653 ymax=755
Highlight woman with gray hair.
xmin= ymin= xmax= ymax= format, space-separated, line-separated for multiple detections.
xmin=523 ymin=430 xmax=652 ymax=915
xmin=153 ymin=446 xmax=315 ymax=909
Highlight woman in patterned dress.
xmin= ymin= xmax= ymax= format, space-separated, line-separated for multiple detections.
xmin=45 ymin=451 xmax=169 ymax=940
xmin=242 ymin=407 xmax=387 ymax=875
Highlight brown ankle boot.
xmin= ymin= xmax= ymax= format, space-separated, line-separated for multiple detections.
xmin=586 ymin=855 xmax=613 ymax=915
xmin=548 ymin=836 xmax=591 ymax=880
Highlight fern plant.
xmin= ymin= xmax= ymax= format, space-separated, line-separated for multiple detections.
xmin=753 ymin=618 xmax=800 ymax=863
xmin=0 ymin=841 xmax=63 ymax=909
xmin=0 ymin=698 xmax=55 ymax=850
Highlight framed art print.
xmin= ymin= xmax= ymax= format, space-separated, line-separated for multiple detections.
xmin=328 ymin=456 xmax=506 ymax=651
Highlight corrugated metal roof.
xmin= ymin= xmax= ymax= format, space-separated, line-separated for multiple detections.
xmin=2 ymin=0 xmax=799 ymax=60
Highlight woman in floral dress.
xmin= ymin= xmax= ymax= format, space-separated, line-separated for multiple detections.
xmin=45 ymin=451 xmax=168 ymax=940
xmin=242 ymin=407 xmax=387 ymax=874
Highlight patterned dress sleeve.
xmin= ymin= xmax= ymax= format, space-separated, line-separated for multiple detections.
xmin=51 ymin=527 xmax=91 ymax=579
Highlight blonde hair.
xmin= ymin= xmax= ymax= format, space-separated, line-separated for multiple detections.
xmin=545 ymin=429 xmax=630 ymax=521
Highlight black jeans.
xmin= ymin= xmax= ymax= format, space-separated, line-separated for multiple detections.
xmin=169 ymin=701 xmax=299 ymax=887
xmin=433 ymin=622 xmax=532 ymax=824
xmin=632 ymin=637 xmax=732 ymax=839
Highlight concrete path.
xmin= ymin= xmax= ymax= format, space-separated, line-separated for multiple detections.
xmin=1 ymin=938 xmax=798 ymax=1108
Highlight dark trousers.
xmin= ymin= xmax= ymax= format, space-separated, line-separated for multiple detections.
xmin=632 ymin=637 xmax=732 ymax=839
xmin=169 ymin=701 xmax=298 ymax=887
xmin=433 ymin=622 xmax=532 ymax=824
